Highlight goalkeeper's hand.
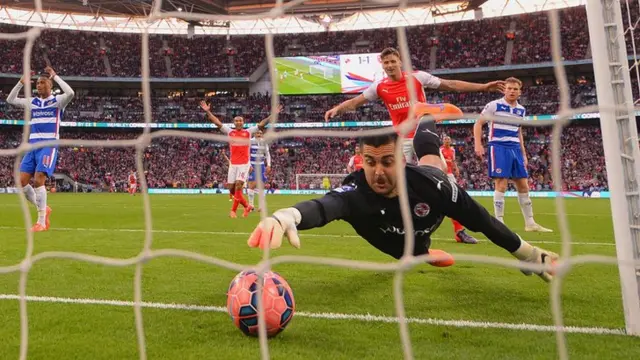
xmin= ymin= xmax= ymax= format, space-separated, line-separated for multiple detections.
xmin=511 ymin=238 xmax=559 ymax=282
xmin=248 ymin=208 xmax=302 ymax=250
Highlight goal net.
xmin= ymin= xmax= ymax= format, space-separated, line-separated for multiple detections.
xmin=309 ymin=64 xmax=336 ymax=79
xmin=294 ymin=173 xmax=346 ymax=190
xmin=1 ymin=0 xmax=640 ymax=359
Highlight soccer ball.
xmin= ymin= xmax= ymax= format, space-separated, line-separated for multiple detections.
xmin=226 ymin=270 xmax=295 ymax=337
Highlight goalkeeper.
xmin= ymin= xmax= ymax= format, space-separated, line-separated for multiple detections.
xmin=248 ymin=124 xmax=558 ymax=282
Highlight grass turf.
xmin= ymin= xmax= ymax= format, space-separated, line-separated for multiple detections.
xmin=0 ymin=193 xmax=639 ymax=359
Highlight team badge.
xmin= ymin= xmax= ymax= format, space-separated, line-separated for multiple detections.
xmin=413 ymin=203 xmax=430 ymax=217
xmin=496 ymin=168 xmax=502 ymax=174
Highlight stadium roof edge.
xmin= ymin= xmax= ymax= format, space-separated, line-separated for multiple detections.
xmin=0 ymin=0 xmax=586 ymax=35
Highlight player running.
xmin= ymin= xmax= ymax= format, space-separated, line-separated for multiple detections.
xmin=200 ymin=101 xmax=281 ymax=217
xmin=248 ymin=131 xmax=558 ymax=282
xmin=247 ymin=129 xmax=271 ymax=211
xmin=128 ymin=171 xmax=137 ymax=196
xmin=473 ymin=77 xmax=552 ymax=232
xmin=347 ymin=146 xmax=363 ymax=173
xmin=440 ymin=136 xmax=478 ymax=244
xmin=325 ymin=47 xmax=504 ymax=167
xmin=6 ymin=66 xmax=75 ymax=232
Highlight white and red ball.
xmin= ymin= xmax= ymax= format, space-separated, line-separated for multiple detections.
xmin=226 ymin=270 xmax=295 ymax=337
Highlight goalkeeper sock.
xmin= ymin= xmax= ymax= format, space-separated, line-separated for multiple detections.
xmin=518 ymin=192 xmax=535 ymax=226
xmin=248 ymin=189 xmax=255 ymax=207
xmin=34 ymin=185 xmax=47 ymax=226
xmin=493 ymin=191 xmax=505 ymax=223
xmin=23 ymin=184 xmax=37 ymax=206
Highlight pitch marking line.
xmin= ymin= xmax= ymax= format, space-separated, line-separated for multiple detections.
xmin=0 ymin=226 xmax=616 ymax=247
xmin=0 ymin=294 xmax=628 ymax=336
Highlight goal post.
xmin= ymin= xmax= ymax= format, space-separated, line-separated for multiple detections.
xmin=586 ymin=0 xmax=640 ymax=335
xmin=309 ymin=64 xmax=335 ymax=79
xmin=295 ymin=173 xmax=346 ymax=190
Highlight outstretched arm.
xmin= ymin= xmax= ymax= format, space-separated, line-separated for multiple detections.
xmin=438 ymin=79 xmax=505 ymax=93
xmin=256 ymin=104 xmax=283 ymax=129
xmin=247 ymin=189 xmax=355 ymax=249
xmin=200 ymin=100 xmax=225 ymax=129
xmin=324 ymin=94 xmax=369 ymax=121
xmin=6 ymin=77 xmax=29 ymax=108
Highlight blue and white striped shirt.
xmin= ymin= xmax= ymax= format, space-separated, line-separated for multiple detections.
xmin=250 ymin=138 xmax=271 ymax=167
xmin=481 ymin=97 xmax=526 ymax=148
xmin=6 ymin=75 xmax=75 ymax=144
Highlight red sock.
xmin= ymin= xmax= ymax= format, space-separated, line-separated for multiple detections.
xmin=232 ymin=198 xmax=240 ymax=212
xmin=452 ymin=219 xmax=464 ymax=234
xmin=235 ymin=189 xmax=249 ymax=208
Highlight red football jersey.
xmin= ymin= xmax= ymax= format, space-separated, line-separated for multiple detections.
xmin=222 ymin=125 xmax=259 ymax=165
xmin=349 ymin=154 xmax=364 ymax=171
xmin=363 ymin=71 xmax=441 ymax=138
xmin=440 ymin=145 xmax=456 ymax=175
xmin=128 ymin=174 xmax=136 ymax=184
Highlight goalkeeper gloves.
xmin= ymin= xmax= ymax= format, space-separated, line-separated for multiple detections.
xmin=511 ymin=238 xmax=559 ymax=282
xmin=248 ymin=207 xmax=302 ymax=250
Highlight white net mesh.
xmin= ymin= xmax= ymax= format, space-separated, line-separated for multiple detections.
xmin=1 ymin=1 xmax=640 ymax=360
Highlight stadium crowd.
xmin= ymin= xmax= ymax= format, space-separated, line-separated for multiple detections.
xmin=0 ymin=5 xmax=606 ymax=78
xmin=0 ymin=124 xmax=608 ymax=193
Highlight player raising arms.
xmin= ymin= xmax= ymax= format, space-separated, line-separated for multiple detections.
xmin=200 ymin=101 xmax=281 ymax=217
xmin=347 ymin=146 xmax=363 ymax=173
xmin=440 ymin=135 xmax=478 ymax=244
xmin=325 ymin=47 xmax=504 ymax=167
xmin=247 ymin=129 xmax=271 ymax=211
xmin=473 ymin=77 xmax=552 ymax=232
xmin=6 ymin=66 xmax=75 ymax=232
xmin=248 ymin=130 xmax=558 ymax=282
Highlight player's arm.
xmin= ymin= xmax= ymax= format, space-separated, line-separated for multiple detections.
xmin=247 ymin=187 xmax=356 ymax=249
xmin=426 ymin=169 xmax=557 ymax=282
xmin=451 ymin=151 xmax=460 ymax=178
xmin=325 ymin=94 xmax=369 ymax=121
xmin=265 ymin=146 xmax=272 ymax=173
xmin=474 ymin=102 xmax=494 ymax=157
xmin=519 ymin=128 xmax=528 ymax=165
xmin=46 ymin=67 xmax=75 ymax=107
xmin=256 ymin=104 xmax=283 ymax=130
xmin=6 ymin=75 xmax=30 ymax=108
xmin=438 ymin=78 xmax=505 ymax=93
xmin=199 ymin=100 xmax=226 ymax=130
xmin=347 ymin=156 xmax=355 ymax=173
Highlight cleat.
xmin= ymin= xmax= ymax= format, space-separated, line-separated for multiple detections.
xmin=30 ymin=223 xmax=47 ymax=232
xmin=229 ymin=211 xmax=237 ymax=218
xmin=243 ymin=206 xmax=254 ymax=218
xmin=427 ymin=249 xmax=455 ymax=267
xmin=455 ymin=230 xmax=478 ymax=244
xmin=256 ymin=208 xmax=262 ymax=213
xmin=45 ymin=206 xmax=52 ymax=230
xmin=525 ymin=223 xmax=553 ymax=233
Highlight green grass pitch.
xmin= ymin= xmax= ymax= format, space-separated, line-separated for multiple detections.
xmin=0 ymin=194 xmax=639 ymax=359
xmin=275 ymin=58 xmax=342 ymax=95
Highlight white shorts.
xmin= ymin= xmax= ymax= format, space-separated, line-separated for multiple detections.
xmin=402 ymin=138 xmax=416 ymax=164
xmin=129 ymin=183 xmax=137 ymax=190
xmin=227 ymin=164 xmax=250 ymax=183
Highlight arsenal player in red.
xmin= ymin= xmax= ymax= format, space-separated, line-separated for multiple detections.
xmin=347 ymin=146 xmax=364 ymax=173
xmin=325 ymin=47 xmax=504 ymax=166
xmin=200 ymin=101 xmax=281 ymax=218
xmin=440 ymin=135 xmax=478 ymax=244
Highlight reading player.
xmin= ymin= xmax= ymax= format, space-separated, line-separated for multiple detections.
xmin=473 ymin=77 xmax=552 ymax=232
xmin=248 ymin=131 xmax=559 ymax=283
xmin=6 ymin=66 xmax=75 ymax=232
xmin=325 ymin=47 xmax=504 ymax=165
xmin=347 ymin=146 xmax=363 ymax=173
xmin=440 ymin=136 xmax=478 ymax=244
xmin=247 ymin=129 xmax=271 ymax=211
xmin=201 ymin=101 xmax=281 ymax=217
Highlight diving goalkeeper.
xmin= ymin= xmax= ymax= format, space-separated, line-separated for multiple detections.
xmin=247 ymin=126 xmax=558 ymax=282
